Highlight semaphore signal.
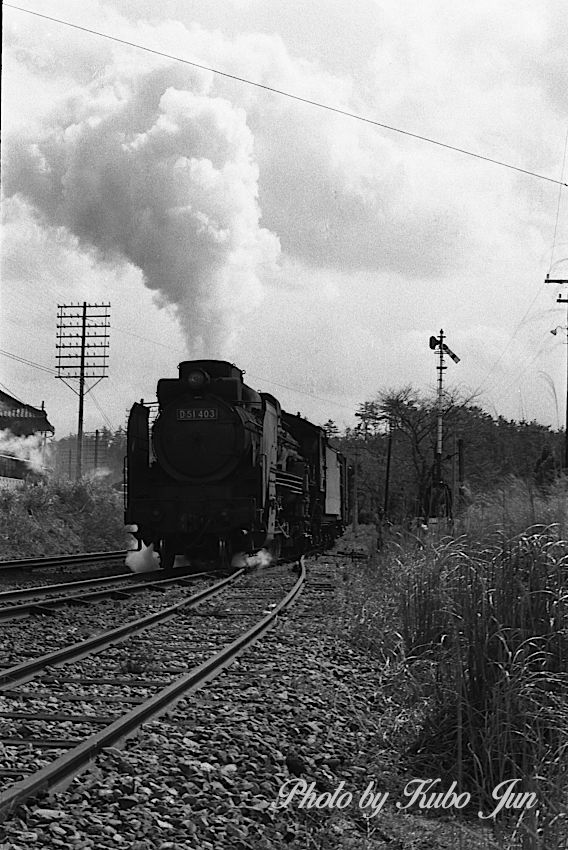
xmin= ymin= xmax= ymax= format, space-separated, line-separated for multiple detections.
xmin=547 ymin=271 xmax=568 ymax=467
xmin=429 ymin=330 xmax=460 ymax=487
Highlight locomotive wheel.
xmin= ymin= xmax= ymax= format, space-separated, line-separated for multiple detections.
xmin=268 ymin=536 xmax=282 ymax=560
xmin=159 ymin=538 xmax=176 ymax=572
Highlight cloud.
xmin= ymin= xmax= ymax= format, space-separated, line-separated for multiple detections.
xmin=4 ymin=7 xmax=471 ymax=345
xmin=198 ymin=28 xmax=467 ymax=278
xmin=4 ymin=59 xmax=280 ymax=355
xmin=3 ymin=0 xmax=567 ymax=432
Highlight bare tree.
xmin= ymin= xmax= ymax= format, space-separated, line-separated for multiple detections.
xmin=377 ymin=385 xmax=477 ymax=515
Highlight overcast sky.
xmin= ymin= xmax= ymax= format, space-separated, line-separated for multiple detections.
xmin=2 ymin=0 xmax=568 ymax=438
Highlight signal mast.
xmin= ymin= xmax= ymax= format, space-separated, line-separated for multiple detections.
xmin=428 ymin=329 xmax=460 ymax=517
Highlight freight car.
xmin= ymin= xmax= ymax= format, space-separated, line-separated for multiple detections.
xmin=125 ymin=360 xmax=348 ymax=569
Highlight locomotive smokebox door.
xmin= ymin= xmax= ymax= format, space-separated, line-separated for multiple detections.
xmin=153 ymin=397 xmax=249 ymax=483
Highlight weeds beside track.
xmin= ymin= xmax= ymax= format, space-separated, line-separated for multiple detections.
xmin=338 ymin=492 xmax=568 ymax=849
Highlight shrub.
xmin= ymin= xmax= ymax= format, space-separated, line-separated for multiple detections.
xmin=0 ymin=477 xmax=127 ymax=558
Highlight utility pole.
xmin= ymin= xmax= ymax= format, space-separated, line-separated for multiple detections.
xmin=383 ymin=419 xmax=393 ymax=517
xmin=56 ymin=303 xmax=110 ymax=479
xmin=94 ymin=429 xmax=100 ymax=472
xmin=546 ymin=273 xmax=568 ymax=469
xmin=352 ymin=446 xmax=359 ymax=530
xmin=458 ymin=438 xmax=465 ymax=506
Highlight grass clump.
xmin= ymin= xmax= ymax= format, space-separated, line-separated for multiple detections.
xmin=461 ymin=475 xmax=568 ymax=541
xmin=402 ymin=529 xmax=567 ymax=842
xmin=339 ymin=487 xmax=568 ymax=848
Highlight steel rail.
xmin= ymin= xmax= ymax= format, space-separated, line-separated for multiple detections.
xmin=0 ymin=568 xmax=196 ymax=603
xmin=0 ymin=550 xmax=128 ymax=572
xmin=0 ymin=572 xmax=140 ymax=603
xmin=0 ymin=558 xmax=305 ymax=820
xmin=0 ymin=574 xmax=206 ymax=622
xmin=0 ymin=571 xmax=210 ymax=620
xmin=0 ymin=571 xmax=244 ymax=690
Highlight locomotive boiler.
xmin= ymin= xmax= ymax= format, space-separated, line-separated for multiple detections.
xmin=125 ymin=360 xmax=348 ymax=569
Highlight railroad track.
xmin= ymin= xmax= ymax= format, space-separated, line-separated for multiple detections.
xmin=0 ymin=559 xmax=305 ymax=820
xmin=0 ymin=550 xmax=128 ymax=573
xmin=0 ymin=568 xmax=209 ymax=621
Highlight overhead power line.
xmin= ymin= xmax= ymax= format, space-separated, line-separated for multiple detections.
xmin=4 ymin=3 xmax=567 ymax=188
xmin=478 ymin=132 xmax=568 ymax=395
xmin=90 ymin=389 xmax=115 ymax=431
xmin=1 ymin=334 xmax=358 ymax=417
xmin=1 ymin=348 xmax=115 ymax=430
xmin=0 ymin=383 xmax=25 ymax=403
xmin=111 ymin=325 xmax=360 ymax=412
xmin=0 ymin=348 xmax=56 ymax=375
xmin=549 ymin=129 xmax=568 ymax=269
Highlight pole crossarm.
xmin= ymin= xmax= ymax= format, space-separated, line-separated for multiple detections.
xmin=55 ymin=303 xmax=111 ymax=479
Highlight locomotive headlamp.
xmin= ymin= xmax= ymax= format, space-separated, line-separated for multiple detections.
xmin=186 ymin=369 xmax=209 ymax=389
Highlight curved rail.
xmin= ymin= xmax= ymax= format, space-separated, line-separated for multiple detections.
xmin=0 ymin=571 xmax=244 ymax=690
xmin=0 ymin=558 xmax=305 ymax=820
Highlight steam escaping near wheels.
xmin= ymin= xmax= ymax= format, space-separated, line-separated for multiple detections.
xmin=126 ymin=543 xmax=160 ymax=573
xmin=125 ymin=361 xmax=349 ymax=567
xmin=231 ymin=549 xmax=273 ymax=570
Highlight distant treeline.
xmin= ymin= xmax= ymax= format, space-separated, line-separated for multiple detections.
xmin=323 ymin=390 xmax=563 ymax=522
xmin=52 ymin=398 xmax=562 ymax=518
xmin=53 ymin=427 xmax=126 ymax=482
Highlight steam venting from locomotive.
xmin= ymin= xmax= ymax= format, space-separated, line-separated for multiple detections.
xmin=4 ymin=66 xmax=280 ymax=353
xmin=0 ymin=430 xmax=49 ymax=474
xmin=231 ymin=549 xmax=273 ymax=570
xmin=125 ymin=359 xmax=349 ymax=570
xmin=125 ymin=542 xmax=160 ymax=574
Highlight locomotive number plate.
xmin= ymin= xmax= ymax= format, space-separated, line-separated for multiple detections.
xmin=177 ymin=407 xmax=218 ymax=421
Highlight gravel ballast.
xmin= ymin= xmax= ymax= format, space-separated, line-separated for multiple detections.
xmin=0 ymin=556 xmax=500 ymax=850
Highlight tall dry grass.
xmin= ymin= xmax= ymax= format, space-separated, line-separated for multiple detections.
xmin=461 ymin=476 xmax=568 ymax=541
xmin=402 ymin=528 xmax=567 ymax=846
xmin=340 ymin=480 xmax=568 ymax=848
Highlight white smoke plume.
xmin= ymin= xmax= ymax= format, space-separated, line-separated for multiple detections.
xmin=4 ymin=63 xmax=281 ymax=354
xmin=0 ymin=430 xmax=51 ymax=474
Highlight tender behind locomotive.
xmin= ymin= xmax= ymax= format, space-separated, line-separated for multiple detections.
xmin=126 ymin=360 xmax=348 ymax=568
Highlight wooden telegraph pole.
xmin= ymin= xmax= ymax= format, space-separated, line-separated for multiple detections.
xmin=56 ymin=303 xmax=110 ymax=479
xmin=352 ymin=446 xmax=359 ymax=530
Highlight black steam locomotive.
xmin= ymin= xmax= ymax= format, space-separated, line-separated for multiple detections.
xmin=125 ymin=360 xmax=349 ymax=569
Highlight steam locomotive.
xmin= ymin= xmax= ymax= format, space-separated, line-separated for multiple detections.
xmin=125 ymin=360 xmax=349 ymax=569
